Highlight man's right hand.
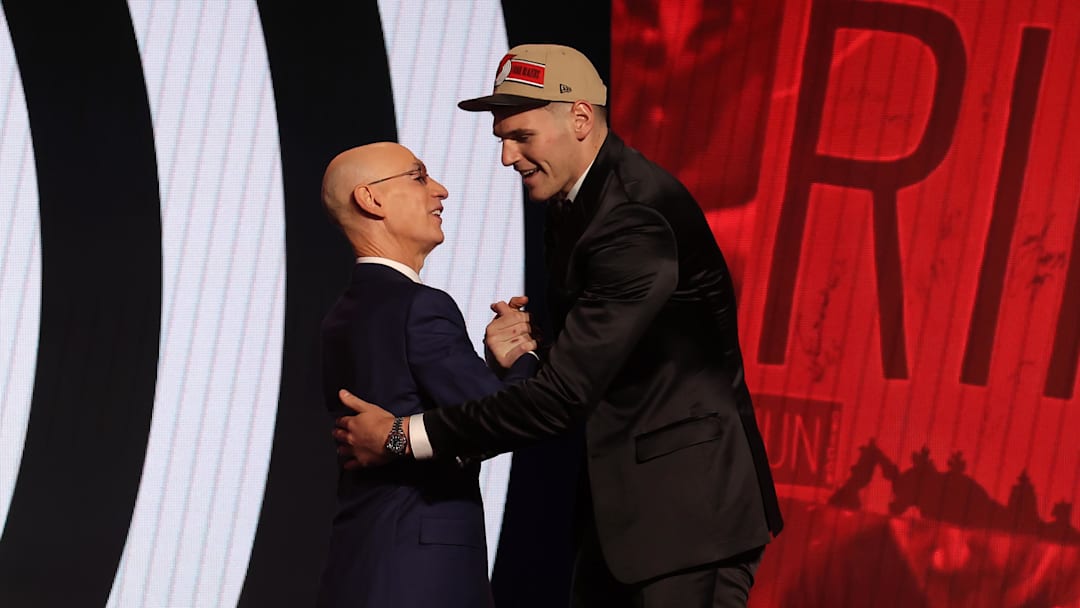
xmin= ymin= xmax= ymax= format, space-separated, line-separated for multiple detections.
xmin=333 ymin=390 xmax=402 ymax=469
xmin=485 ymin=295 xmax=538 ymax=369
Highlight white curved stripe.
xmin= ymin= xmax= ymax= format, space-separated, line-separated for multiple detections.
xmin=109 ymin=2 xmax=285 ymax=607
xmin=378 ymin=0 xmax=521 ymax=572
xmin=0 ymin=6 xmax=41 ymax=533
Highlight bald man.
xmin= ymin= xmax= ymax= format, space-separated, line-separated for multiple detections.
xmin=316 ymin=143 xmax=537 ymax=607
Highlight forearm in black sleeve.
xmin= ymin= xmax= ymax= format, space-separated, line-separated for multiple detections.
xmin=422 ymin=203 xmax=679 ymax=459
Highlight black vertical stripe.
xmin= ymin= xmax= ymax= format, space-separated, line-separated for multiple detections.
xmin=238 ymin=2 xmax=397 ymax=606
xmin=961 ymin=27 xmax=1052 ymax=386
xmin=1044 ymin=191 xmax=1080 ymax=399
xmin=0 ymin=2 xmax=162 ymax=606
xmin=492 ymin=4 xmax=610 ymax=607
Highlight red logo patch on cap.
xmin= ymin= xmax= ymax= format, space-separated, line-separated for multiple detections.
xmin=504 ymin=59 xmax=545 ymax=88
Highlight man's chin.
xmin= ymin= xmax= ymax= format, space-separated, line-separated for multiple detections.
xmin=423 ymin=235 xmax=444 ymax=254
xmin=524 ymin=187 xmax=554 ymax=202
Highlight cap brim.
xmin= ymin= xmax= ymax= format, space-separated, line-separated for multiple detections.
xmin=457 ymin=93 xmax=551 ymax=112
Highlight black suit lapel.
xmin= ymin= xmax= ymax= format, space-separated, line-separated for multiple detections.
xmin=544 ymin=200 xmax=574 ymax=335
xmin=545 ymin=133 xmax=626 ymax=334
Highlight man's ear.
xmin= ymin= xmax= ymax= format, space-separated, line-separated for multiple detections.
xmin=353 ymin=184 xmax=385 ymax=218
xmin=571 ymin=100 xmax=595 ymax=141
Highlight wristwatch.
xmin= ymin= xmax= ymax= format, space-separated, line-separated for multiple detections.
xmin=384 ymin=416 xmax=408 ymax=457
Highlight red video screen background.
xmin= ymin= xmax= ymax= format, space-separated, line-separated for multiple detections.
xmin=612 ymin=0 xmax=1080 ymax=605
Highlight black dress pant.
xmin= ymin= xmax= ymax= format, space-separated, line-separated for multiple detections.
xmin=570 ymin=515 xmax=764 ymax=608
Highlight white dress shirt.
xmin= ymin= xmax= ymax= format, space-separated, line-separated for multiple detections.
xmin=355 ymin=256 xmax=421 ymax=283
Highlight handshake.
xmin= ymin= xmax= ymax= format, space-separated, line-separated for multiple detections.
xmin=483 ymin=295 xmax=542 ymax=371
xmin=332 ymin=293 xmax=542 ymax=469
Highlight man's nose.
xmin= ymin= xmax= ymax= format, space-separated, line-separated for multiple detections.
xmin=500 ymin=140 xmax=519 ymax=167
xmin=431 ymin=178 xmax=448 ymax=199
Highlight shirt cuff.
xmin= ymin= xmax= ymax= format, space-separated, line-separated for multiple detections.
xmin=409 ymin=413 xmax=434 ymax=460
xmin=527 ymin=351 xmax=539 ymax=360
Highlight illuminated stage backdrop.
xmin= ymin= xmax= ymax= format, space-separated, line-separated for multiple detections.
xmin=613 ymin=0 xmax=1080 ymax=605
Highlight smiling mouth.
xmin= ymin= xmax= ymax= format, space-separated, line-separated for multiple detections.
xmin=431 ymin=208 xmax=442 ymax=217
xmin=521 ymin=168 xmax=539 ymax=179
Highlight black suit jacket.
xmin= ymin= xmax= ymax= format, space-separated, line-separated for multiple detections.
xmin=423 ymin=133 xmax=783 ymax=584
xmin=317 ymin=263 xmax=536 ymax=607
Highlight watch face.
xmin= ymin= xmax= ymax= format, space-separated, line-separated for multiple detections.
xmin=385 ymin=434 xmax=407 ymax=455
xmin=385 ymin=418 xmax=407 ymax=455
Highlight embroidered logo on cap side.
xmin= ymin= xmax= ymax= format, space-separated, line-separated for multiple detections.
xmin=504 ymin=58 xmax=546 ymax=88
xmin=494 ymin=54 xmax=515 ymax=86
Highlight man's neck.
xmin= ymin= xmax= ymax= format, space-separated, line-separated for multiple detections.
xmin=353 ymin=242 xmax=425 ymax=275
xmin=355 ymin=256 xmax=423 ymax=283
xmin=563 ymin=130 xmax=607 ymax=201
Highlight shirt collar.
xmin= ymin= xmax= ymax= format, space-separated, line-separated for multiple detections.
xmin=565 ymin=157 xmax=596 ymax=203
xmin=355 ymin=256 xmax=422 ymax=283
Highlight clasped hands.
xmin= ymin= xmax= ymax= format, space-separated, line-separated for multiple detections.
xmin=333 ymin=296 xmax=537 ymax=469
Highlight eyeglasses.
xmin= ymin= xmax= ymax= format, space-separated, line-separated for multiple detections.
xmin=363 ymin=165 xmax=429 ymax=186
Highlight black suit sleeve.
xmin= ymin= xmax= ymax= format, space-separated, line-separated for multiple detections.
xmin=423 ymin=203 xmax=679 ymax=458
xmin=502 ymin=352 xmax=540 ymax=385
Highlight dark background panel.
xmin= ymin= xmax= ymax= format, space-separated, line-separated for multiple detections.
xmin=237 ymin=1 xmax=396 ymax=606
xmin=492 ymin=3 xmax=611 ymax=606
xmin=0 ymin=2 xmax=163 ymax=606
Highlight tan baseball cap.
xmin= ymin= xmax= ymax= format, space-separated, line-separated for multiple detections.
xmin=458 ymin=44 xmax=607 ymax=112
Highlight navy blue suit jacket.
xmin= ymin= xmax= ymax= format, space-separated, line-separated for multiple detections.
xmin=316 ymin=263 xmax=536 ymax=607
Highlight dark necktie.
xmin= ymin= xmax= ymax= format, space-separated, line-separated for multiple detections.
xmin=546 ymin=196 xmax=570 ymax=247
xmin=549 ymin=195 xmax=585 ymax=235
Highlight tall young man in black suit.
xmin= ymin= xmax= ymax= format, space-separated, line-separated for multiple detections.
xmin=334 ymin=46 xmax=783 ymax=607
